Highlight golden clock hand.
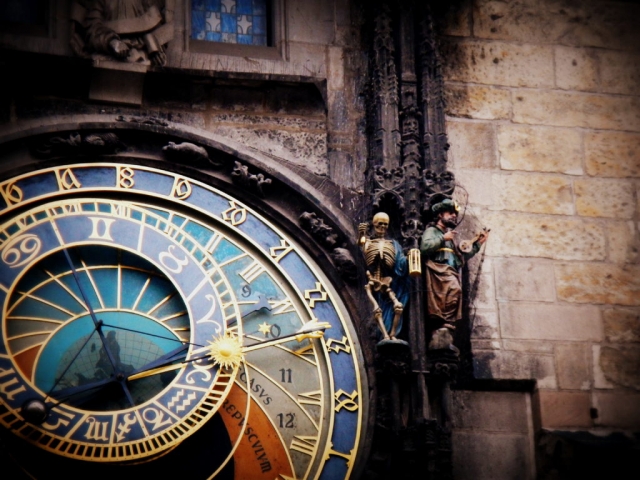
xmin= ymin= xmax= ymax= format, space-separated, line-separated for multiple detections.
xmin=127 ymin=319 xmax=331 ymax=381
xmin=240 ymin=318 xmax=331 ymax=353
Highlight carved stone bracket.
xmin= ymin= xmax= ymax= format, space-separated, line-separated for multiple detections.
xmin=423 ymin=170 xmax=455 ymax=209
xmin=231 ymin=161 xmax=272 ymax=198
xmin=372 ymin=166 xmax=405 ymax=212
xmin=117 ymin=115 xmax=169 ymax=126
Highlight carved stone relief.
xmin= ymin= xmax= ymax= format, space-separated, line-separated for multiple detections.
xmin=70 ymin=0 xmax=174 ymax=66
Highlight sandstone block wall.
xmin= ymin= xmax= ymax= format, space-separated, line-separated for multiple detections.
xmin=443 ymin=0 xmax=640 ymax=439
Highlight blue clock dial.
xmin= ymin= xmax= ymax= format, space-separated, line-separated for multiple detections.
xmin=0 ymin=163 xmax=367 ymax=479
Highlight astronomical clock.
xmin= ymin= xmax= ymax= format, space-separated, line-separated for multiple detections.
xmin=0 ymin=159 xmax=368 ymax=479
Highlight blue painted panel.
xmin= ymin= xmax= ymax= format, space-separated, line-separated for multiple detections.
xmin=279 ymin=252 xmax=318 ymax=291
xmin=132 ymin=169 xmax=174 ymax=197
xmin=237 ymin=34 xmax=252 ymax=44
xmin=330 ymin=350 xmax=357 ymax=392
xmin=12 ymin=171 xmax=57 ymax=205
xmin=235 ymin=214 xmax=280 ymax=252
xmin=332 ymin=410 xmax=358 ymax=451
xmin=74 ymin=166 xmax=116 ymax=188
xmin=319 ymin=457 xmax=348 ymax=480
xmin=185 ymin=184 xmax=230 ymax=220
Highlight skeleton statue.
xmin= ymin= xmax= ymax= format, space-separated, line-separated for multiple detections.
xmin=358 ymin=212 xmax=409 ymax=341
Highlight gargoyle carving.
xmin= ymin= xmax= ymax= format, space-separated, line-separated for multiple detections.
xmin=33 ymin=132 xmax=123 ymax=158
xmin=231 ymin=161 xmax=272 ymax=197
xmin=299 ymin=212 xmax=338 ymax=249
xmin=162 ymin=141 xmax=210 ymax=164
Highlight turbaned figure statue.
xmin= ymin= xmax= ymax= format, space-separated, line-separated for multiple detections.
xmin=420 ymin=199 xmax=489 ymax=336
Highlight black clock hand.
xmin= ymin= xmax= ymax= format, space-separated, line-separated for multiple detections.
xmin=241 ymin=293 xmax=271 ymax=317
xmin=33 ymin=344 xmax=190 ymax=416
xmin=50 ymin=377 xmax=118 ymax=402
xmin=58 ymin=246 xmax=136 ymax=407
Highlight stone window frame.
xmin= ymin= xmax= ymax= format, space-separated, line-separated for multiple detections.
xmin=186 ymin=0 xmax=286 ymax=61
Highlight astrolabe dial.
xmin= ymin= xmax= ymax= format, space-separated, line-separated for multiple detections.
xmin=0 ymin=163 xmax=367 ymax=479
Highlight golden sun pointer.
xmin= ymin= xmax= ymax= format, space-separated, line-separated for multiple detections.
xmin=208 ymin=333 xmax=243 ymax=370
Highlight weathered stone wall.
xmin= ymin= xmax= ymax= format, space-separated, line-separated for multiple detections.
xmin=441 ymin=0 xmax=640 ymax=452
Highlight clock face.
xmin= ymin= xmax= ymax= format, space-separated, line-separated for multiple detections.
xmin=0 ymin=163 xmax=366 ymax=479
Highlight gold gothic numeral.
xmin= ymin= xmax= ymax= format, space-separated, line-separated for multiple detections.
xmin=55 ymin=168 xmax=82 ymax=190
xmin=114 ymin=413 xmax=137 ymax=442
xmin=0 ymin=182 xmax=23 ymax=206
xmin=290 ymin=435 xmax=318 ymax=457
xmin=326 ymin=336 xmax=352 ymax=355
xmin=270 ymin=239 xmax=293 ymax=263
xmin=117 ymin=166 xmax=135 ymax=188
xmin=41 ymin=408 xmax=75 ymax=431
xmin=222 ymin=201 xmax=247 ymax=226
xmin=0 ymin=367 xmax=27 ymax=401
xmin=170 ymin=177 xmax=192 ymax=200
xmin=166 ymin=389 xmax=198 ymax=413
xmin=326 ymin=444 xmax=354 ymax=467
xmin=304 ymin=282 xmax=328 ymax=308
xmin=110 ymin=202 xmax=131 ymax=218
xmin=88 ymin=217 xmax=115 ymax=241
xmin=142 ymin=406 xmax=174 ymax=432
xmin=158 ymin=245 xmax=189 ymax=274
xmin=239 ymin=260 xmax=266 ymax=284
xmin=1 ymin=233 xmax=42 ymax=268
xmin=298 ymin=390 xmax=322 ymax=407
xmin=334 ymin=389 xmax=359 ymax=412
xmin=83 ymin=416 xmax=110 ymax=441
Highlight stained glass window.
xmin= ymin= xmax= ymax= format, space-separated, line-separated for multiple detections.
xmin=192 ymin=0 xmax=269 ymax=46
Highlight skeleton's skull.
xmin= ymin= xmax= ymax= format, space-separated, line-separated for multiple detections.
xmin=372 ymin=212 xmax=389 ymax=238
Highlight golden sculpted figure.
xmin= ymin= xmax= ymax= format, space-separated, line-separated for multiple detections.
xmin=359 ymin=213 xmax=409 ymax=341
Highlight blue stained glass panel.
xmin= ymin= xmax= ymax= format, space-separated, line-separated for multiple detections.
xmin=253 ymin=14 xmax=265 ymax=34
xmin=237 ymin=0 xmax=253 ymax=14
xmin=221 ymin=12 xmax=236 ymax=32
xmin=252 ymin=0 xmax=266 ymax=15
xmin=192 ymin=0 xmax=268 ymax=46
